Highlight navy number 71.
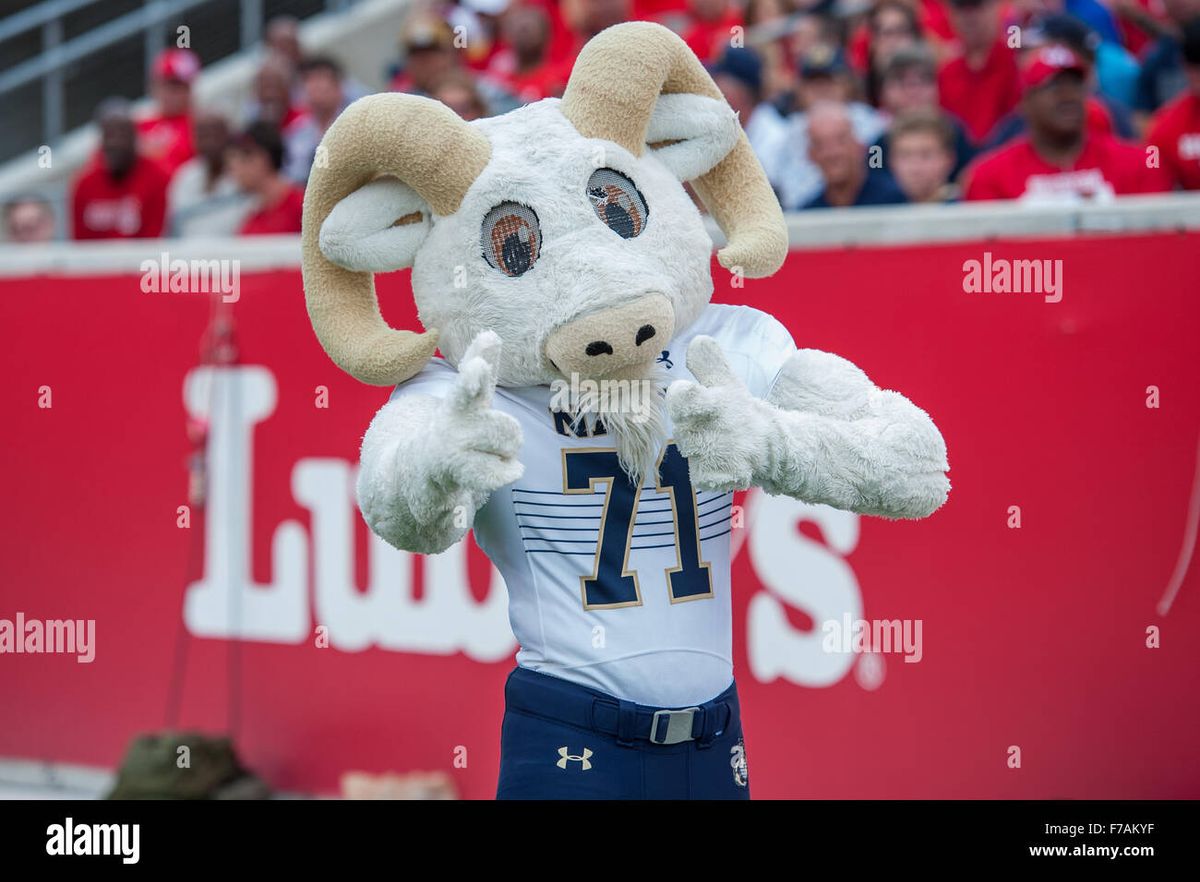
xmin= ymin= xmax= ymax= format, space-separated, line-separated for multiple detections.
xmin=562 ymin=443 xmax=714 ymax=610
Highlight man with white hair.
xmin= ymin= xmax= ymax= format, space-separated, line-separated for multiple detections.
xmin=804 ymin=101 xmax=907 ymax=208
xmin=758 ymin=44 xmax=888 ymax=210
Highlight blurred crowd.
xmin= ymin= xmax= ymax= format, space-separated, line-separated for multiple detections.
xmin=5 ymin=0 xmax=1200 ymax=243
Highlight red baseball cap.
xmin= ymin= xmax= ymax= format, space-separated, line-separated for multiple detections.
xmin=152 ymin=48 xmax=201 ymax=84
xmin=1021 ymin=45 xmax=1086 ymax=93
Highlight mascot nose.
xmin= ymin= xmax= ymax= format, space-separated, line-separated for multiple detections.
xmin=546 ymin=294 xmax=674 ymax=379
xmin=586 ymin=326 xmax=654 ymax=357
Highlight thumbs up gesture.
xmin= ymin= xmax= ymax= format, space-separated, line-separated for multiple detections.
xmin=358 ymin=329 xmax=524 ymax=555
xmin=429 ymin=330 xmax=525 ymax=495
xmin=667 ymin=335 xmax=950 ymax=518
xmin=665 ymin=335 xmax=771 ymax=492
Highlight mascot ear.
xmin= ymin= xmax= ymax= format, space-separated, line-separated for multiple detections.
xmin=319 ymin=176 xmax=431 ymax=272
xmin=645 ymin=93 xmax=741 ymax=182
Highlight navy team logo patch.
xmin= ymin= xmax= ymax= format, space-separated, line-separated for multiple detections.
xmin=731 ymin=737 xmax=748 ymax=788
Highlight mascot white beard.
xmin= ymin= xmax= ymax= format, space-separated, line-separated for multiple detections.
xmin=558 ymin=361 xmax=671 ymax=486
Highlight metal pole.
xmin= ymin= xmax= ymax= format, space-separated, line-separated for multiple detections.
xmin=144 ymin=0 xmax=167 ymax=81
xmin=41 ymin=18 xmax=64 ymax=148
xmin=240 ymin=0 xmax=262 ymax=51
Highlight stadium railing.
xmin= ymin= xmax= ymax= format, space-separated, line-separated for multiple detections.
xmin=1 ymin=194 xmax=1198 ymax=276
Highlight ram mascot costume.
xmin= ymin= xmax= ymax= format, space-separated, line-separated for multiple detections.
xmin=302 ymin=22 xmax=949 ymax=799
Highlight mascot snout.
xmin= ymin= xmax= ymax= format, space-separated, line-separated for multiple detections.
xmin=544 ymin=294 xmax=675 ymax=380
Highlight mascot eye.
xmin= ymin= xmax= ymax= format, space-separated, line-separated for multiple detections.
xmin=586 ymin=169 xmax=648 ymax=239
xmin=480 ymin=202 xmax=542 ymax=276
xmin=481 ymin=202 xmax=541 ymax=277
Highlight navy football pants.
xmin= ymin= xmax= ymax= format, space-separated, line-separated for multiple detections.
xmin=496 ymin=666 xmax=750 ymax=799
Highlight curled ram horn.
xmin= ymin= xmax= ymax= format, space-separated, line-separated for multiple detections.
xmin=301 ymin=93 xmax=491 ymax=386
xmin=561 ymin=21 xmax=788 ymax=278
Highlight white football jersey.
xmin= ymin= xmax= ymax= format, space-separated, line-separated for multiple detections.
xmin=389 ymin=304 xmax=797 ymax=706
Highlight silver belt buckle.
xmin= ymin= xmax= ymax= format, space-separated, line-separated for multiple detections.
xmin=649 ymin=707 xmax=700 ymax=745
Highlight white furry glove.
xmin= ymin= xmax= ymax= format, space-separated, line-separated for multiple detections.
xmin=666 ymin=336 xmax=949 ymax=519
xmin=664 ymin=336 xmax=775 ymax=492
xmin=357 ymin=331 xmax=525 ymax=554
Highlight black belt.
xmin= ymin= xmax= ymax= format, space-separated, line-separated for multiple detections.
xmin=505 ymin=666 xmax=736 ymax=748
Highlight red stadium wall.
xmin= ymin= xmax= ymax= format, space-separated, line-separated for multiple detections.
xmin=1 ymin=230 xmax=1198 ymax=799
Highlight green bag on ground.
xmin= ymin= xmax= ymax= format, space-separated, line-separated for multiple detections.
xmin=107 ymin=731 xmax=269 ymax=800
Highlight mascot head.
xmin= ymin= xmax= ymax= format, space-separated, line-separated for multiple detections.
xmin=302 ymin=21 xmax=786 ymax=395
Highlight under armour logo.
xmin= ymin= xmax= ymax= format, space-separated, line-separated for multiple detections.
xmin=656 ymin=350 xmax=673 ymax=369
xmin=556 ymin=746 xmax=593 ymax=770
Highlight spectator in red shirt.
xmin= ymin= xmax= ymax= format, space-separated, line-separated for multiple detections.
xmin=72 ymin=99 xmax=169 ymax=239
xmin=635 ymin=0 xmax=688 ymax=15
xmin=963 ymin=46 xmax=1174 ymax=201
xmin=227 ymin=122 xmax=305 ymax=236
xmin=939 ymin=0 xmax=1021 ymax=143
xmin=557 ymin=0 xmax=634 ymax=67
xmin=1114 ymin=0 xmax=1167 ymax=57
xmin=499 ymin=0 xmax=632 ymax=101
xmin=975 ymin=13 xmax=1137 ymax=153
xmin=137 ymin=48 xmax=200 ymax=177
xmin=1145 ymin=18 xmax=1200 ymax=189
xmin=485 ymin=4 xmax=565 ymax=102
xmin=680 ymin=0 xmax=744 ymax=64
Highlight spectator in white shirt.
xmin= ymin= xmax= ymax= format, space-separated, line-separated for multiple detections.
xmin=758 ymin=44 xmax=887 ymax=210
xmin=167 ymin=110 xmax=252 ymax=237
xmin=283 ymin=56 xmax=349 ymax=184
